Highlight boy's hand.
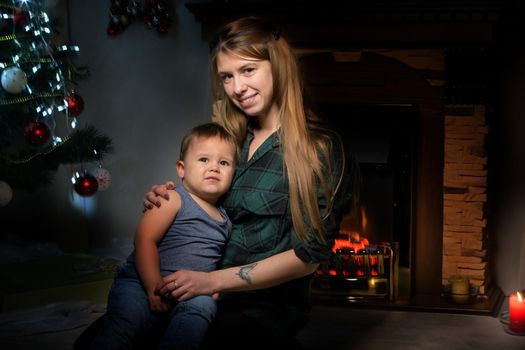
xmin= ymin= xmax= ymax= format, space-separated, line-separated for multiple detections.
xmin=148 ymin=293 xmax=170 ymax=313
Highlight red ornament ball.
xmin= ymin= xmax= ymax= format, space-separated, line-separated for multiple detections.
xmin=157 ymin=19 xmax=169 ymax=35
xmin=66 ymin=94 xmax=85 ymax=117
xmin=107 ymin=25 xmax=119 ymax=36
xmin=74 ymin=173 xmax=99 ymax=197
xmin=13 ymin=8 xmax=29 ymax=28
xmin=24 ymin=121 xmax=51 ymax=146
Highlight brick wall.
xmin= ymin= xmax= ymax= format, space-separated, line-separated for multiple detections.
xmin=442 ymin=105 xmax=490 ymax=295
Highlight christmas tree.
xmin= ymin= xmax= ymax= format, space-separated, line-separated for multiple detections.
xmin=0 ymin=0 xmax=113 ymax=204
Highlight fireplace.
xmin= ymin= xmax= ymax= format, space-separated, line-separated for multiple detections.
xmin=297 ymin=49 xmax=447 ymax=307
xmin=313 ymin=233 xmax=398 ymax=300
xmin=311 ymin=103 xmax=416 ymax=303
xmin=298 ymin=51 xmax=501 ymax=312
xmin=185 ymin=0 xmax=504 ymax=314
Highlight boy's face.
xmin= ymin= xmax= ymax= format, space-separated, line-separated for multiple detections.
xmin=177 ymin=135 xmax=236 ymax=202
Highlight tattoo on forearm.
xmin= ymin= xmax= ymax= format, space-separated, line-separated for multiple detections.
xmin=236 ymin=263 xmax=257 ymax=283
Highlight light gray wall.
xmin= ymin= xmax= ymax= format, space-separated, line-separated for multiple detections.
xmin=60 ymin=0 xmax=212 ymax=253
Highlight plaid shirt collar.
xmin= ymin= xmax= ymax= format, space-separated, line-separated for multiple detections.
xmin=237 ymin=127 xmax=281 ymax=172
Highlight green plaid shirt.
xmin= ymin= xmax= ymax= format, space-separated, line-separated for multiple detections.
xmin=219 ymin=127 xmax=353 ymax=337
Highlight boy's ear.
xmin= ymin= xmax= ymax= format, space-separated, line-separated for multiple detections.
xmin=176 ymin=160 xmax=185 ymax=179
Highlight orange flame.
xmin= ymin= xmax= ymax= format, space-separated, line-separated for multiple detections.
xmin=361 ymin=206 xmax=368 ymax=234
xmin=333 ymin=230 xmax=370 ymax=253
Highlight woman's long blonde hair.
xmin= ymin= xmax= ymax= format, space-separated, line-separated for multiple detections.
xmin=209 ymin=17 xmax=336 ymax=243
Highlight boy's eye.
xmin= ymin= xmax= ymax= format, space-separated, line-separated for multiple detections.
xmin=220 ymin=160 xmax=230 ymax=166
xmin=198 ymin=157 xmax=209 ymax=163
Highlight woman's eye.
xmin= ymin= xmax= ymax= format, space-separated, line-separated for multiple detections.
xmin=243 ymin=67 xmax=255 ymax=75
xmin=221 ymin=74 xmax=232 ymax=83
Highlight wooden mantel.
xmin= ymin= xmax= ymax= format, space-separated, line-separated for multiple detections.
xmin=185 ymin=1 xmax=502 ymax=47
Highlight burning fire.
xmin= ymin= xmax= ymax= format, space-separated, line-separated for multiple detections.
xmin=316 ymin=207 xmax=386 ymax=278
xmin=333 ymin=230 xmax=370 ymax=253
xmin=333 ymin=205 xmax=371 ymax=252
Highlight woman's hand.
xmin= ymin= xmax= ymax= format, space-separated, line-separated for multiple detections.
xmin=143 ymin=181 xmax=176 ymax=211
xmin=156 ymin=270 xmax=219 ymax=302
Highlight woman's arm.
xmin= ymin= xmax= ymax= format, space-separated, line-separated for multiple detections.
xmin=158 ymin=249 xmax=318 ymax=301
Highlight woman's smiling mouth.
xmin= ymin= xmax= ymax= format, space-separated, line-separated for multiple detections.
xmin=239 ymin=94 xmax=257 ymax=108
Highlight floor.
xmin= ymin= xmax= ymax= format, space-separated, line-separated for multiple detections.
xmin=1 ymin=302 xmax=524 ymax=350
xmin=298 ymin=304 xmax=525 ymax=350
xmin=1 ymin=241 xmax=522 ymax=349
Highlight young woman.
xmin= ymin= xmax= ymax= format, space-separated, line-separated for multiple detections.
xmin=146 ymin=16 xmax=353 ymax=348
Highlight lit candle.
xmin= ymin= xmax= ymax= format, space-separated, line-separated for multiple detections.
xmin=449 ymin=275 xmax=470 ymax=295
xmin=509 ymin=291 xmax=525 ymax=333
xmin=449 ymin=275 xmax=470 ymax=304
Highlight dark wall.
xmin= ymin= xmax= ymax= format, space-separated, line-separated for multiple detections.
xmin=489 ymin=0 xmax=525 ymax=293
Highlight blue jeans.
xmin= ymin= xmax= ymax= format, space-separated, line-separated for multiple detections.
xmin=90 ymin=263 xmax=216 ymax=350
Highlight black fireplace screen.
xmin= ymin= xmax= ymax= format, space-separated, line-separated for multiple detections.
xmin=312 ymin=103 xmax=416 ymax=301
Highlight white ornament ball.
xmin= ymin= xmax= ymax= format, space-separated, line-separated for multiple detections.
xmin=1 ymin=67 xmax=28 ymax=94
xmin=90 ymin=167 xmax=111 ymax=191
xmin=0 ymin=181 xmax=13 ymax=207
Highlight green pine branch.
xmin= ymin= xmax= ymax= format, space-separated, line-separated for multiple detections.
xmin=0 ymin=125 xmax=114 ymax=191
xmin=0 ymin=3 xmax=113 ymax=193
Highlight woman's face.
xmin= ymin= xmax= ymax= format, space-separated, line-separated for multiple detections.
xmin=216 ymin=51 xmax=277 ymax=120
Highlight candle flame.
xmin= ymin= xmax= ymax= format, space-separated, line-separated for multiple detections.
xmin=518 ymin=291 xmax=523 ymax=302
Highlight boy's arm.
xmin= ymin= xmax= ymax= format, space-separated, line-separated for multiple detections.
xmin=134 ymin=189 xmax=180 ymax=298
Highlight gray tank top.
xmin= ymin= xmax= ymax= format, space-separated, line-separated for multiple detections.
xmin=128 ymin=185 xmax=231 ymax=275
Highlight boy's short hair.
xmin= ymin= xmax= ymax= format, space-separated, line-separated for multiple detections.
xmin=179 ymin=122 xmax=238 ymax=163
